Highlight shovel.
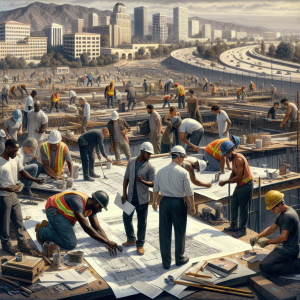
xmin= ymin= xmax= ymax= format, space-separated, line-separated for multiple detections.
xmin=99 ymin=159 xmax=108 ymax=179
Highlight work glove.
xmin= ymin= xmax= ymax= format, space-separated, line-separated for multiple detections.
xmin=257 ymin=237 xmax=269 ymax=248
xmin=250 ymin=235 xmax=259 ymax=247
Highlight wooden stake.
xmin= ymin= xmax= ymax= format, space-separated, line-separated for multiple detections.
xmin=201 ymin=284 xmax=253 ymax=294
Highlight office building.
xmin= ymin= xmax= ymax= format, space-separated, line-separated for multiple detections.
xmin=63 ymin=33 xmax=100 ymax=60
xmin=134 ymin=6 xmax=148 ymax=37
xmin=152 ymin=13 xmax=168 ymax=43
xmin=236 ymin=31 xmax=247 ymax=39
xmin=202 ymin=24 xmax=211 ymax=39
xmin=111 ymin=3 xmax=131 ymax=44
xmin=212 ymin=30 xmax=222 ymax=40
xmin=262 ymin=32 xmax=276 ymax=40
xmin=173 ymin=7 xmax=188 ymax=42
xmin=88 ymin=13 xmax=99 ymax=27
xmin=100 ymin=16 xmax=111 ymax=25
xmin=188 ymin=20 xmax=199 ymax=37
xmin=276 ymin=32 xmax=282 ymax=39
xmin=71 ymin=19 xmax=84 ymax=34
xmin=0 ymin=21 xmax=30 ymax=43
xmin=44 ymin=23 xmax=63 ymax=48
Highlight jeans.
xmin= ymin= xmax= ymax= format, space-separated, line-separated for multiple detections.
xmin=79 ymin=145 xmax=95 ymax=179
xmin=204 ymin=151 xmax=220 ymax=171
xmin=107 ymin=96 xmax=114 ymax=109
xmin=203 ymin=83 xmax=207 ymax=92
xmin=186 ymin=127 xmax=204 ymax=151
xmin=69 ymin=96 xmax=76 ymax=105
xmin=260 ymin=247 xmax=300 ymax=275
xmin=231 ymin=180 xmax=253 ymax=230
xmin=0 ymin=193 xmax=25 ymax=245
xmin=50 ymin=102 xmax=59 ymax=112
xmin=161 ymin=143 xmax=171 ymax=154
xmin=81 ymin=117 xmax=87 ymax=134
xmin=19 ymin=164 xmax=38 ymax=193
xmin=113 ymin=141 xmax=131 ymax=161
xmin=237 ymin=95 xmax=240 ymax=102
xmin=128 ymin=99 xmax=136 ymax=111
xmin=178 ymin=95 xmax=185 ymax=109
xmin=165 ymin=86 xmax=170 ymax=95
xmin=150 ymin=133 xmax=161 ymax=154
xmin=173 ymin=128 xmax=180 ymax=146
xmin=30 ymin=159 xmax=45 ymax=178
xmin=23 ymin=111 xmax=28 ymax=130
xmin=87 ymin=79 xmax=92 ymax=87
xmin=96 ymin=79 xmax=100 ymax=87
xmin=39 ymin=207 xmax=77 ymax=250
xmin=2 ymin=94 xmax=8 ymax=105
xmin=163 ymin=99 xmax=170 ymax=108
xmin=123 ymin=195 xmax=148 ymax=247
xmin=159 ymin=197 xmax=187 ymax=268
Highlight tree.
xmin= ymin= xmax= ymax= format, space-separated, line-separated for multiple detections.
xmin=261 ymin=40 xmax=265 ymax=54
xmin=18 ymin=57 xmax=27 ymax=69
xmin=204 ymin=49 xmax=216 ymax=60
xmin=163 ymin=47 xmax=170 ymax=55
xmin=268 ymin=44 xmax=276 ymax=57
xmin=80 ymin=52 xmax=90 ymax=66
xmin=197 ymin=45 xmax=206 ymax=57
xmin=145 ymin=35 xmax=153 ymax=42
xmin=89 ymin=59 xmax=98 ymax=67
xmin=138 ymin=47 xmax=146 ymax=56
xmin=101 ymin=35 xmax=110 ymax=47
xmin=275 ymin=41 xmax=295 ymax=60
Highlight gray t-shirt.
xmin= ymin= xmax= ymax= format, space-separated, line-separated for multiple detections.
xmin=275 ymin=207 xmax=300 ymax=256
xmin=27 ymin=110 xmax=48 ymax=142
xmin=149 ymin=110 xmax=161 ymax=133
xmin=4 ymin=118 xmax=21 ymax=141
xmin=64 ymin=194 xmax=96 ymax=218
xmin=113 ymin=122 xmax=125 ymax=143
xmin=40 ymin=144 xmax=72 ymax=171
xmin=289 ymin=103 xmax=298 ymax=123
xmin=217 ymin=110 xmax=229 ymax=139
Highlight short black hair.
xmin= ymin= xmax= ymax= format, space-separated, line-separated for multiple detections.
xmin=280 ymin=98 xmax=288 ymax=104
xmin=5 ymin=139 xmax=19 ymax=149
xmin=31 ymin=90 xmax=37 ymax=97
xmin=189 ymin=89 xmax=194 ymax=94
xmin=211 ymin=104 xmax=220 ymax=111
xmin=274 ymin=102 xmax=279 ymax=106
xmin=146 ymin=104 xmax=154 ymax=110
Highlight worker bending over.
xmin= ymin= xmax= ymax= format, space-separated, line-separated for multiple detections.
xmin=36 ymin=191 xmax=121 ymax=255
xmin=17 ymin=84 xmax=28 ymax=96
xmin=69 ymin=89 xmax=77 ymax=105
xmin=9 ymin=85 xmax=17 ymax=97
xmin=280 ymin=98 xmax=298 ymax=128
xmin=250 ymin=190 xmax=300 ymax=275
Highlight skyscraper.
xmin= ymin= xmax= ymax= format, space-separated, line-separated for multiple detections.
xmin=173 ymin=7 xmax=188 ymax=42
xmin=44 ymin=23 xmax=63 ymax=48
xmin=152 ymin=13 xmax=168 ymax=43
xmin=88 ymin=13 xmax=99 ymax=27
xmin=202 ymin=24 xmax=211 ymax=39
xmin=100 ymin=16 xmax=111 ymax=26
xmin=188 ymin=20 xmax=199 ymax=37
xmin=111 ymin=3 xmax=131 ymax=44
xmin=71 ymin=19 xmax=84 ymax=34
xmin=134 ymin=6 xmax=148 ymax=37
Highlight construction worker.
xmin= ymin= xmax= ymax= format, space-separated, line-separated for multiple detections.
xmin=164 ymin=79 xmax=173 ymax=95
xmin=125 ymin=83 xmax=136 ymax=111
xmin=3 ymin=109 xmax=22 ymax=141
xmin=210 ymin=104 xmax=231 ymax=139
xmin=9 ymin=85 xmax=17 ymax=97
xmin=195 ymin=77 xmax=199 ymax=87
xmin=268 ymin=102 xmax=279 ymax=120
xmin=163 ymin=94 xmax=173 ymax=109
xmin=210 ymin=82 xmax=216 ymax=96
xmin=153 ymin=145 xmax=195 ymax=269
xmin=143 ymin=79 xmax=149 ymax=95
xmin=13 ymin=75 xmax=16 ymax=83
xmin=249 ymin=81 xmax=255 ymax=92
xmin=36 ymin=190 xmax=122 ymax=255
xmin=236 ymin=86 xmax=245 ymax=102
xmin=174 ymin=83 xmax=186 ymax=109
xmin=219 ymin=141 xmax=253 ymax=238
xmin=104 ymin=80 xmax=116 ymax=109
xmin=78 ymin=97 xmax=90 ymax=134
xmin=280 ymin=98 xmax=298 ymax=128
xmin=17 ymin=84 xmax=28 ymax=96
xmin=146 ymin=104 xmax=162 ymax=154
xmin=50 ymin=89 xmax=60 ymax=113
xmin=39 ymin=79 xmax=44 ymax=88
xmin=204 ymin=135 xmax=240 ymax=173
xmin=203 ymin=77 xmax=208 ymax=92
xmin=271 ymin=85 xmax=276 ymax=98
xmin=69 ymin=89 xmax=77 ymax=105
xmin=1 ymin=84 xmax=9 ymax=105
xmin=161 ymin=123 xmax=174 ymax=153
xmin=87 ymin=73 xmax=93 ymax=87
xmin=149 ymin=83 xmax=157 ymax=96
xmin=63 ymin=73 xmax=66 ymax=83
xmin=250 ymin=190 xmax=300 ymax=275
xmin=121 ymin=142 xmax=155 ymax=255
xmin=96 ymin=75 xmax=101 ymax=87
xmin=3 ymin=75 xmax=9 ymax=84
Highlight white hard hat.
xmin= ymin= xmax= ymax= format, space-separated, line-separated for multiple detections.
xmin=0 ymin=129 xmax=6 ymax=138
xmin=170 ymin=145 xmax=186 ymax=157
xmin=140 ymin=142 xmax=154 ymax=154
xmin=110 ymin=110 xmax=119 ymax=121
xmin=48 ymin=129 xmax=62 ymax=144
xmin=198 ymin=160 xmax=207 ymax=173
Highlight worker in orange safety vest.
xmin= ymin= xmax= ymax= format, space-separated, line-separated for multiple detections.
xmin=50 ymin=89 xmax=60 ymax=113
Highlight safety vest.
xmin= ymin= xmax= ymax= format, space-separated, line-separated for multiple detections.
xmin=106 ymin=85 xmax=114 ymax=96
xmin=10 ymin=86 xmax=16 ymax=93
xmin=21 ymin=84 xmax=26 ymax=88
xmin=233 ymin=153 xmax=253 ymax=187
xmin=149 ymin=83 xmax=155 ymax=93
xmin=237 ymin=88 xmax=242 ymax=96
xmin=40 ymin=80 xmax=44 ymax=85
xmin=45 ymin=191 xmax=92 ymax=225
xmin=205 ymin=138 xmax=229 ymax=161
xmin=42 ymin=141 xmax=67 ymax=176
xmin=251 ymin=83 xmax=255 ymax=89
xmin=51 ymin=92 xmax=60 ymax=102
xmin=178 ymin=86 xmax=185 ymax=96
xmin=212 ymin=86 xmax=216 ymax=94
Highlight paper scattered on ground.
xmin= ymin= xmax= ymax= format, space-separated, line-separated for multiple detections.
xmin=132 ymin=280 xmax=163 ymax=299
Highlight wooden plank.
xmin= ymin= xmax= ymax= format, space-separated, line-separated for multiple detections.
xmin=250 ymin=276 xmax=296 ymax=300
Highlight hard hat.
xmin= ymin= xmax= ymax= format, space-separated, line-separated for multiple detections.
xmin=169 ymin=78 xmax=173 ymax=83
xmin=0 ymin=129 xmax=6 ymax=138
xmin=232 ymin=135 xmax=240 ymax=148
xmin=170 ymin=145 xmax=186 ymax=158
xmin=48 ymin=129 xmax=62 ymax=144
xmin=91 ymin=72 xmax=93 ymax=75
xmin=271 ymin=85 xmax=273 ymax=87
xmin=198 ymin=160 xmax=207 ymax=173
xmin=250 ymin=81 xmax=252 ymax=83
xmin=140 ymin=142 xmax=154 ymax=154
xmin=265 ymin=190 xmax=284 ymax=210
xmin=79 ymin=97 xmax=85 ymax=101
xmin=242 ymin=86 xmax=245 ymax=89
xmin=170 ymin=116 xmax=181 ymax=128
xmin=220 ymin=141 xmax=235 ymax=156
xmin=110 ymin=110 xmax=119 ymax=121
xmin=174 ymin=83 xmax=178 ymax=87
xmin=92 ymin=190 xmax=109 ymax=211
xmin=12 ymin=109 xmax=22 ymax=122
xmin=111 ymin=80 xmax=114 ymax=85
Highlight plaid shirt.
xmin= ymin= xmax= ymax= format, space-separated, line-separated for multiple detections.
xmin=107 ymin=118 xmax=131 ymax=136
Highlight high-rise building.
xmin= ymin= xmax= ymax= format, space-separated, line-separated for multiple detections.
xmin=152 ymin=13 xmax=168 ymax=43
xmin=100 ymin=16 xmax=111 ymax=26
xmin=71 ymin=19 xmax=84 ymax=34
xmin=202 ymin=24 xmax=211 ymax=39
xmin=188 ymin=20 xmax=199 ymax=37
xmin=88 ymin=13 xmax=99 ymax=27
xmin=44 ymin=23 xmax=63 ymax=48
xmin=236 ymin=31 xmax=247 ymax=39
xmin=0 ymin=21 xmax=30 ymax=43
xmin=173 ymin=7 xmax=188 ymax=42
xmin=83 ymin=13 xmax=89 ymax=27
xmin=111 ymin=3 xmax=131 ymax=44
xmin=134 ymin=6 xmax=148 ymax=37
xmin=212 ymin=30 xmax=222 ymax=40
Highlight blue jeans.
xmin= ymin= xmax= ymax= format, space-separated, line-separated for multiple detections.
xmin=107 ymin=95 xmax=114 ymax=108
xmin=173 ymin=128 xmax=180 ymax=146
xmin=165 ymin=86 xmax=170 ymax=95
xmin=30 ymin=159 xmax=46 ymax=178
xmin=39 ymin=207 xmax=77 ymax=250
xmin=96 ymin=79 xmax=100 ymax=87
xmin=186 ymin=127 xmax=204 ymax=151
xmin=161 ymin=143 xmax=171 ymax=154
xmin=178 ymin=95 xmax=185 ymax=109
xmin=2 ymin=94 xmax=8 ymax=105
xmin=237 ymin=94 xmax=240 ymax=102
xmin=23 ymin=111 xmax=28 ymax=130
xmin=87 ymin=79 xmax=92 ymax=87
xmin=123 ymin=195 xmax=148 ymax=247
xmin=204 ymin=151 xmax=220 ymax=171
xmin=163 ymin=99 xmax=170 ymax=108
xmin=19 ymin=164 xmax=38 ymax=193
xmin=203 ymin=83 xmax=207 ymax=92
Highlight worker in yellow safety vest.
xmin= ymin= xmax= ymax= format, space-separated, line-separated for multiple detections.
xmin=210 ymin=82 xmax=216 ymax=96
xmin=174 ymin=82 xmax=186 ymax=109
xmin=50 ymin=89 xmax=60 ymax=113
xmin=36 ymin=190 xmax=122 ymax=255
xmin=249 ymin=81 xmax=255 ymax=92
xmin=39 ymin=79 xmax=44 ymax=88
xmin=104 ymin=80 xmax=116 ymax=109
xmin=9 ymin=85 xmax=17 ymax=97
xmin=237 ymin=86 xmax=246 ymax=102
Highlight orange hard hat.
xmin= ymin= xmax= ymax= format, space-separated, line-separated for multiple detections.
xmin=242 ymin=86 xmax=245 ymax=89
xmin=174 ymin=83 xmax=178 ymax=87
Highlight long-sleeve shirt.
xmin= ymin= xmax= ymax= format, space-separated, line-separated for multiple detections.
xmin=69 ymin=90 xmax=76 ymax=99
xmin=153 ymin=162 xmax=193 ymax=198
xmin=125 ymin=87 xmax=136 ymax=100
xmin=87 ymin=74 xmax=93 ymax=81
xmin=83 ymin=102 xmax=90 ymax=120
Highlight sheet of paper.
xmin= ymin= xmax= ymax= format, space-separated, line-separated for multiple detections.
xmin=59 ymin=269 xmax=88 ymax=282
xmin=114 ymin=193 xmax=135 ymax=216
xmin=166 ymin=262 xmax=193 ymax=284
xmin=39 ymin=273 xmax=66 ymax=283
xmin=280 ymin=274 xmax=300 ymax=281
xmin=132 ymin=280 xmax=162 ymax=299
xmin=65 ymin=271 xmax=97 ymax=290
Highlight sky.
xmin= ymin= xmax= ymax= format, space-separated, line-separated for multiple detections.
xmin=0 ymin=0 xmax=298 ymax=29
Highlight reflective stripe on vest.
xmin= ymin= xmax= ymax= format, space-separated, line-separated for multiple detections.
xmin=52 ymin=93 xmax=60 ymax=102
xmin=45 ymin=191 xmax=92 ymax=225
xmin=233 ymin=153 xmax=253 ymax=187
xmin=178 ymin=86 xmax=185 ymax=96
xmin=42 ymin=141 xmax=67 ymax=176
xmin=205 ymin=138 xmax=229 ymax=161
xmin=106 ymin=85 xmax=114 ymax=96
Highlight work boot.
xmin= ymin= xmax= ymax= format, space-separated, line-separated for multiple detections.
xmin=176 ymin=257 xmax=189 ymax=266
xmin=122 ymin=240 xmax=136 ymax=247
xmin=35 ymin=223 xmax=45 ymax=246
xmin=21 ymin=189 xmax=38 ymax=198
xmin=84 ymin=177 xmax=95 ymax=182
xmin=224 ymin=224 xmax=238 ymax=232
xmin=233 ymin=230 xmax=247 ymax=238
xmin=137 ymin=246 xmax=144 ymax=256
xmin=90 ymin=173 xmax=101 ymax=178
xmin=2 ymin=243 xmax=20 ymax=255
xmin=18 ymin=240 xmax=33 ymax=252
xmin=41 ymin=220 xmax=48 ymax=228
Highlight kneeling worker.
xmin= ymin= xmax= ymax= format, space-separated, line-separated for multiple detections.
xmin=122 ymin=142 xmax=155 ymax=255
xmin=250 ymin=190 xmax=300 ymax=275
xmin=36 ymin=191 xmax=121 ymax=255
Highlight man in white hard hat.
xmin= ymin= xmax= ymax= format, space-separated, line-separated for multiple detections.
xmin=78 ymin=97 xmax=90 ymax=134
xmin=121 ymin=142 xmax=155 ymax=256
xmin=153 ymin=145 xmax=195 ymax=269
xmin=39 ymin=130 xmax=73 ymax=180
xmin=107 ymin=111 xmax=131 ymax=161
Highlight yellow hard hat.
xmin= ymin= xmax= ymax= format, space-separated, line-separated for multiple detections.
xmin=265 ymin=190 xmax=284 ymax=210
xmin=111 ymin=80 xmax=114 ymax=85
xmin=91 ymin=72 xmax=93 ymax=75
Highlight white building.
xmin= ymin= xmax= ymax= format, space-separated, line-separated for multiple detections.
xmin=0 ymin=21 xmax=30 ymax=43
xmin=276 ymin=32 xmax=282 ymax=39
xmin=63 ymin=33 xmax=100 ymax=60
xmin=44 ymin=23 xmax=63 ymax=48
xmin=236 ymin=31 xmax=247 ymax=39
xmin=188 ymin=20 xmax=199 ymax=37
xmin=173 ymin=7 xmax=188 ymax=42
xmin=88 ymin=13 xmax=99 ymax=27
xmin=71 ymin=19 xmax=84 ymax=34
xmin=134 ymin=6 xmax=148 ymax=37
xmin=100 ymin=16 xmax=111 ymax=26
xmin=111 ymin=3 xmax=131 ymax=44
xmin=212 ymin=30 xmax=222 ymax=40
xmin=202 ymin=24 xmax=211 ymax=39
xmin=152 ymin=13 xmax=168 ymax=43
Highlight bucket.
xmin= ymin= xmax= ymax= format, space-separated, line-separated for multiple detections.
xmin=57 ymin=180 xmax=66 ymax=190
xmin=15 ymin=252 xmax=23 ymax=262
xmin=53 ymin=253 xmax=61 ymax=267
xmin=256 ymin=139 xmax=262 ymax=149
xmin=67 ymin=177 xmax=74 ymax=188
xmin=67 ymin=250 xmax=84 ymax=263
xmin=215 ymin=203 xmax=223 ymax=220
xmin=73 ymin=166 xmax=79 ymax=179
xmin=107 ymin=162 xmax=112 ymax=169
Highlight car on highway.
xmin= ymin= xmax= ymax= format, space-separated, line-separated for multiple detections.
xmin=276 ymin=71 xmax=282 ymax=74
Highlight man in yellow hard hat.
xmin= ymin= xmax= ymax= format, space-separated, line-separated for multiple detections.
xmin=250 ymin=190 xmax=300 ymax=275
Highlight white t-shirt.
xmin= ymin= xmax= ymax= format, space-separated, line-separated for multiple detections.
xmin=69 ymin=90 xmax=76 ymax=99
xmin=217 ymin=110 xmax=230 ymax=139
xmin=179 ymin=118 xmax=203 ymax=135
xmin=0 ymin=156 xmax=24 ymax=196
xmin=24 ymin=96 xmax=34 ymax=113
xmin=27 ymin=110 xmax=48 ymax=141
